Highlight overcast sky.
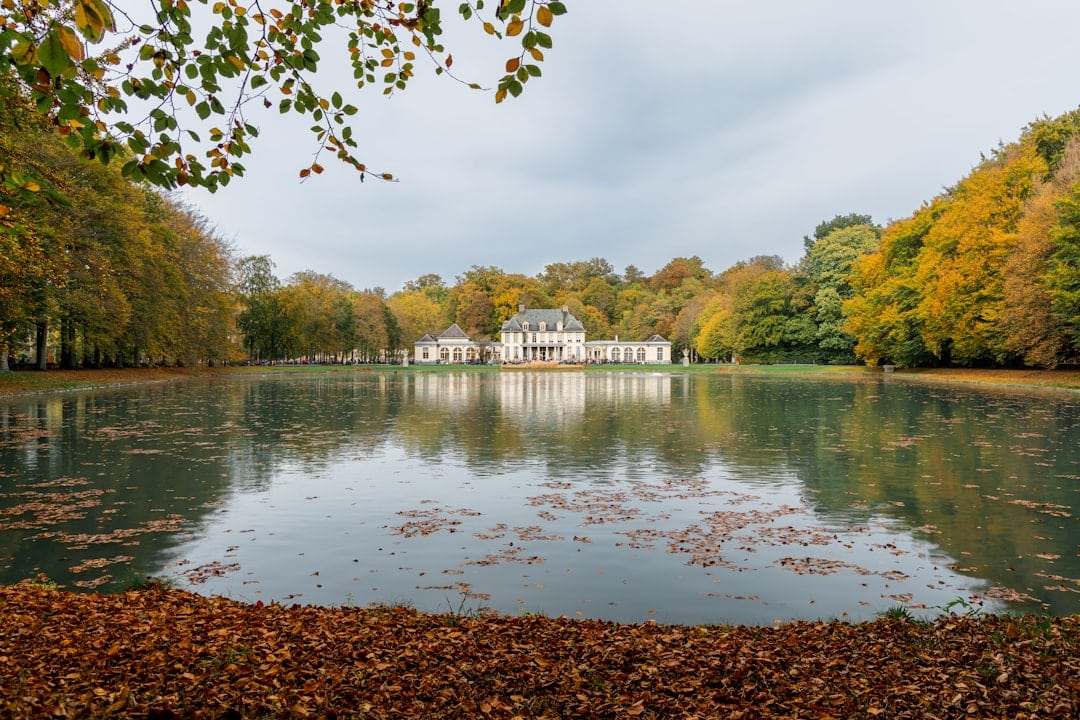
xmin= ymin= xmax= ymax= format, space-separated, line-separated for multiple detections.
xmin=177 ymin=1 xmax=1080 ymax=294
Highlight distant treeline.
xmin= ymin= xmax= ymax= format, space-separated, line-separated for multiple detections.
xmin=3 ymin=74 xmax=1078 ymax=369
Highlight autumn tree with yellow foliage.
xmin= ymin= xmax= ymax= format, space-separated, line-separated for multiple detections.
xmin=846 ymin=110 xmax=1080 ymax=368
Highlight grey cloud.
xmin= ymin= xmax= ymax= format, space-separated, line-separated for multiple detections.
xmin=180 ymin=1 xmax=1080 ymax=292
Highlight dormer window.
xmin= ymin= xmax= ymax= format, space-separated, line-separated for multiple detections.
xmin=539 ymin=321 xmax=547 ymax=331
xmin=522 ymin=322 xmax=529 ymax=331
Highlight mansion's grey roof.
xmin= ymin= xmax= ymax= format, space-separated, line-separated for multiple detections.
xmin=416 ymin=324 xmax=472 ymax=343
xmin=500 ymin=307 xmax=584 ymax=333
xmin=438 ymin=323 xmax=470 ymax=339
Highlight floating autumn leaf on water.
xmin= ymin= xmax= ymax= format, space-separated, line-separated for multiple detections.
xmin=387 ymin=506 xmax=482 ymax=538
xmin=182 ymin=560 xmax=241 ymax=584
xmin=69 ymin=555 xmax=134 ymax=574
xmin=980 ymin=585 xmax=1043 ymax=604
xmin=1008 ymin=499 xmax=1072 ymax=517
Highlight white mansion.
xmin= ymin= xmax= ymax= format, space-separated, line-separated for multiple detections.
xmin=413 ymin=305 xmax=671 ymax=365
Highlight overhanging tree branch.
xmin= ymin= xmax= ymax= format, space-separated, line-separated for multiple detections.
xmin=0 ymin=0 xmax=568 ymax=191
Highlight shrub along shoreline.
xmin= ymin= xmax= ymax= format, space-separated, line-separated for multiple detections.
xmin=0 ymin=583 xmax=1076 ymax=719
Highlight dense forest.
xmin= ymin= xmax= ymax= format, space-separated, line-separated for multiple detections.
xmin=2 ymin=75 xmax=1079 ymax=369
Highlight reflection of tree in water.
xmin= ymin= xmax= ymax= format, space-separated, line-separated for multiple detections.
xmin=0 ymin=386 xmax=238 ymax=589
xmin=0 ymin=374 xmax=400 ymax=590
xmin=231 ymin=374 xmax=399 ymax=479
xmin=398 ymin=372 xmax=1078 ymax=614
xmin=702 ymin=376 xmax=1079 ymax=615
xmin=394 ymin=372 xmax=510 ymax=468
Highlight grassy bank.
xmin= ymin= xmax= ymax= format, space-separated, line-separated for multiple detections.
xmin=708 ymin=363 xmax=1080 ymax=391
xmin=0 ymin=583 xmax=1076 ymax=719
xmin=0 ymin=366 xmax=230 ymax=397
xmin=0 ymin=364 xmax=413 ymax=397
xmin=4 ymin=363 xmax=1080 ymax=399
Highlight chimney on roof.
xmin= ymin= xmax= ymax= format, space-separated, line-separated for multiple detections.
xmin=518 ymin=303 xmax=525 ymax=313
xmin=562 ymin=304 xmax=568 ymax=313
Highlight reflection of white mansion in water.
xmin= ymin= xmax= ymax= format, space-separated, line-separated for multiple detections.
xmin=408 ymin=371 xmax=674 ymax=424
xmin=413 ymin=305 xmax=671 ymax=365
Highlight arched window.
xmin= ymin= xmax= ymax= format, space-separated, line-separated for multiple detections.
xmin=611 ymin=347 xmax=621 ymax=362
xmin=439 ymin=347 xmax=449 ymax=362
xmin=452 ymin=347 xmax=463 ymax=363
xmin=636 ymin=347 xmax=646 ymax=362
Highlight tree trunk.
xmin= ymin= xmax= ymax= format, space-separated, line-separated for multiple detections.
xmin=60 ymin=317 xmax=77 ymax=370
xmin=0 ymin=352 xmax=9 ymax=373
xmin=35 ymin=321 xmax=48 ymax=370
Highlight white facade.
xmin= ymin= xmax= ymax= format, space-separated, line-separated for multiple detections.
xmin=413 ymin=323 xmax=493 ymax=364
xmin=413 ymin=306 xmax=672 ymax=365
xmin=499 ymin=305 xmax=586 ymax=363
xmin=583 ymin=335 xmax=671 ymax=365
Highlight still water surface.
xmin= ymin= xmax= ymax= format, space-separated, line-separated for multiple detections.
xmin=1 ymin=370 xmax=1076 ymax=624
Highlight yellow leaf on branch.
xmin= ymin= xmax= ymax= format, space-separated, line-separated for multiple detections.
xmin=56 ymin=26 xmax=85 ymax=62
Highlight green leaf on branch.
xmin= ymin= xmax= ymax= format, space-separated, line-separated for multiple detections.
xmin=39 ymin=31 xmax=76 ymax=78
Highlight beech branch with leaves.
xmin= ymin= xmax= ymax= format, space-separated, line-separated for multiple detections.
xmin=0 ymin=0 xmax=567 ymax=192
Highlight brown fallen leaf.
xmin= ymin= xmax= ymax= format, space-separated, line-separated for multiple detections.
xmin=0 ymin=582 xmax=1075 ymax=720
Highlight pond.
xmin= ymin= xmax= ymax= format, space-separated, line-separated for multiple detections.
xmin=1 ymin=370 xmax=1077 ymax=624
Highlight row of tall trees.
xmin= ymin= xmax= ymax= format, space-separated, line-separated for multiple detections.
xmin=0 ymin=77 xmax=235 ymax=371
xmin=234 ymin=256 xmax=401 ymax=364
xmin=0 ymin=68 xmax=405 ymax=370
xmin=845 ymin=111 xmax=1080 ymax=368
